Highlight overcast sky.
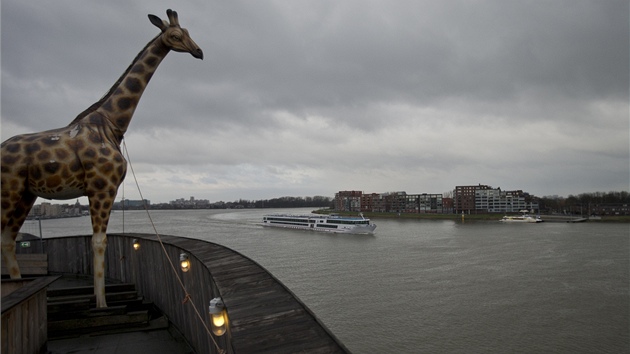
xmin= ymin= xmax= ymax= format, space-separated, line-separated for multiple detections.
xmin=2 ymin=0 xmax=628 ymax=204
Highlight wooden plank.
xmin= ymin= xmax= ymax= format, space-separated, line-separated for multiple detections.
xmin=1 ymin=254 xmax=48 ymax=276
xmin=47 ymin=291 xmax=138 ymax=305
xmin=48 ymin=310 xmax=149 ymax=333
xmin=1 ymin=276 xmax=59 ymax=313
xmin=47 ymin=283 xmax=136 ymax=297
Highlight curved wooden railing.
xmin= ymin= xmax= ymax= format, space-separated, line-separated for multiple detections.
xmin=44 ymin=233 xmax=349 ymax=354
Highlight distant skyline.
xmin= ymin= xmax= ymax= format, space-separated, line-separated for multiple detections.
xmin=2 ymin=1 xmax=628 ymax=205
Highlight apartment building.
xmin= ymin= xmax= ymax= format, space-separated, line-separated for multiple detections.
xmin=454 ymin=184 xmax=492 ymax=214
xmin=335 ymin=191 xmax=363 ymax=212
xmin=337 ymin=191 xmax=445 ymax=213
xmin=455 ymin=184 xmax=539 ymax=213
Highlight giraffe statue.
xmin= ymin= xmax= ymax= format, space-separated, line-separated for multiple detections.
xmin=1 ymin=9 xmax=202 ymax=308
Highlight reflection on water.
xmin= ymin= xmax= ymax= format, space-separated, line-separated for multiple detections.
xmin=21 ymin=209 xmax=629 ymax=353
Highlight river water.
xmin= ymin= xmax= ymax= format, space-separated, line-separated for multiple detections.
xmin=21 ymin=208 xmax=629 ymax=353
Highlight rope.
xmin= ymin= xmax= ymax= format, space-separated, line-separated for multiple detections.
xmin=122 ymin=140 xmax=225 ymax=354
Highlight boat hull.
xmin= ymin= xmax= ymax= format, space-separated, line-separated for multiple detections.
xmin=262 ymin=214 xmax=377 ymax=234
xmin=500 ymin=216 xmax=543 ymax=223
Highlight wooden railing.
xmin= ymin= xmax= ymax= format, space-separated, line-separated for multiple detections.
xmin=43 ymin=234 xmax=349 ymax=354
xmin=1 ymin=276 xmax=60 ymax=354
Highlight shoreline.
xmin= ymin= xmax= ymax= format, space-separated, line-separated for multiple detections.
xmin=313 ymin=210 xmax=630 ymax=223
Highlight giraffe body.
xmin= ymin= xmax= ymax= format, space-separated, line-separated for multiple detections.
xmin=1 ymin=9 xmax=202 ymax=307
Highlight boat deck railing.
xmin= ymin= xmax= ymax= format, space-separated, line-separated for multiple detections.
xmin=38 ymin=233 xmax=350 ymax=354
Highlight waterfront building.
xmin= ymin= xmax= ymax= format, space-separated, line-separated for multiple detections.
xmin=335 ymin=191 xmax=363 ymax=212
xmin=454 ymin=184 xmax=492 ymax=214
xmin=113 ymin=199 xmax=151 ymax=210
xmin=338 ymin=191 xmax=445 ymax=214
xmin=455 ymin=184 xmax=539 ymax=214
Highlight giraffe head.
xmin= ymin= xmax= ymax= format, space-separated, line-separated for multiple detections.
xmin=149 ymin=9 xmax=203 ymax=59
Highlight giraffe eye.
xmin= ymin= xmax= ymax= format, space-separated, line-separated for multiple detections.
xmin=171 ymin=34 xmax=182 ymax=41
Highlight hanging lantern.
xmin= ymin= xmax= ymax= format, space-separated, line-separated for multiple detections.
xmin=180 ymin=253 xmax=190 ymax=272
xmin=132 ymin=239 xmax=140 ymax=251
xmin=208 ymin=297 xmax=228 ymax=336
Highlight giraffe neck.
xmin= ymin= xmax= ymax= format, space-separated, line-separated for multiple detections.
xmin=70 ymin=34 xmax=169 ymax=136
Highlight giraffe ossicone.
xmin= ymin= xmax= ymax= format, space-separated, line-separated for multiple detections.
xmin=1 ymin=9 xmax=202 ymax=308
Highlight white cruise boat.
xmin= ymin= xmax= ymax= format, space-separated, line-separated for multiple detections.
xmin=262 ymin=213 xmax=376 ymax=234
xmin=500 ymin=210 xmax=543 ymax=223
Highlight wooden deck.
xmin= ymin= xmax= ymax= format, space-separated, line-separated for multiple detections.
xmin=43 ymin=234 xmax=350 ymax=354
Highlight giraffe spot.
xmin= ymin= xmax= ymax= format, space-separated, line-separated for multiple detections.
xmin=103 ymin=201 xmax=111 ymax=209
xmin=131 ymin=65 xmax=145 ymax=74
xmin=1 ymin=165 xmax=9 ymax=173
xmin=1 ymin=201 xmax=10 ymax=209
xmin=99 ymin=147 xmax=112 ymax=156
xmin=100 ymin=162 xmax=114 ymax=173
xmin=88 ymin=115 xmax=105 ymax=125
xmin=46 ymin=175 xmax=62 ymax=188
xmin=108 ymin=188 xmax=117 ymax=197
xmin=55 ymin=149 xmax=69 ymax=160
xmin=4 ymin=143 xmax=21 ymax=153
xmin=88 ymin=133 xmax=102 ymax=144
xmin=100 ymin=211 xmax=108 ymax=219
xmin=67 ymin=139 xmax=85 ymax=150
xmin=125 ymin=77 xmax=143 ymax=93
xmin=25 ymin=143 xmax=41 ymax=154
xmin=37 ymin=150 xmax=51 ymax=160
xmin=97 ymin=248 xmax=105 ymax=255
xmin=70 ymin=160 xmax=82 ymax=172
xmin=96 ymin=271 xmax=104 ymax=278
xmin=116 ymin=117 xmax=129 ymax=127
xmin=145 ymin=56 xmax=158 ymax=66
xmin=61 ymin=167 xmax=71 ymax=178
xmin=117 ymin=97 xmax=132 ymax=110
xmin=84 ymin=148 xmax=97 ymax=158
xmin=2 ymin=155 xmax=19 ymax=165
xmin=145 ymin=72 xmax=155 ymax=82
xmin=10 ymin=267 xmax=20 ymax=278
xmin=102 ymin=101 xmax=114 ymax=112
xmin=92 ymin=177 xmax=107 ymax=190
xmin=44 ymin=162 xmax=60 ymax=174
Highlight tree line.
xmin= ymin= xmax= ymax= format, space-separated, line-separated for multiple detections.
xmin=244 ymin=195 xmax=333 ymax=208
xmin=539 ymin=191 xmax=629 ymax=213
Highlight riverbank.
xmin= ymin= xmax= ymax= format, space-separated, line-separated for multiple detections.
xmin=313 ymin=209 xmax=630 ymax=222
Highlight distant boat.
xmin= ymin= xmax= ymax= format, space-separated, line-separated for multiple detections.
xmin=262 ymin=213 xmax=377 ymax=234
xmin=500 ymin=210 xmax=543 ymax=223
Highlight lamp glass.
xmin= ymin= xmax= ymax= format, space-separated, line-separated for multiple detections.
xmin=209 ymin=298 xmax=228 ymax=336
xmin=180 ymin=253 xmax=190 ymax=272
xmin=132 ymin=239 xmax=140 ymax=251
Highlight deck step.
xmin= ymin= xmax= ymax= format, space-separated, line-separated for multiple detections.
xmin=47 ymin=283 xmax=136 ymax=297
xmin=47 ymin=282 xmax=166 ymax=339
xmin=48 ymin=310 xmax=150 ymax=338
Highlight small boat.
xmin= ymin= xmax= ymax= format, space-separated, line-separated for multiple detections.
xmin=500 ymin=210 xmax=543 ymax=223
xmin=262 ymin=213 xmax=376 ymax=234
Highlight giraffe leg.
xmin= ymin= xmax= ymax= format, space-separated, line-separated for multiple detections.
xmin=92 ymin=231 xmax=108 ymax=308
xmin=87 ymin=189 xmax=117 ymax=308
xmin=1 ymin=188 xmax=37 ymax=279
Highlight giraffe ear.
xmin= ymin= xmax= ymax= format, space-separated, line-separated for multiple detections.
xmin=148 ymin=14 xmax=167 ymax=31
